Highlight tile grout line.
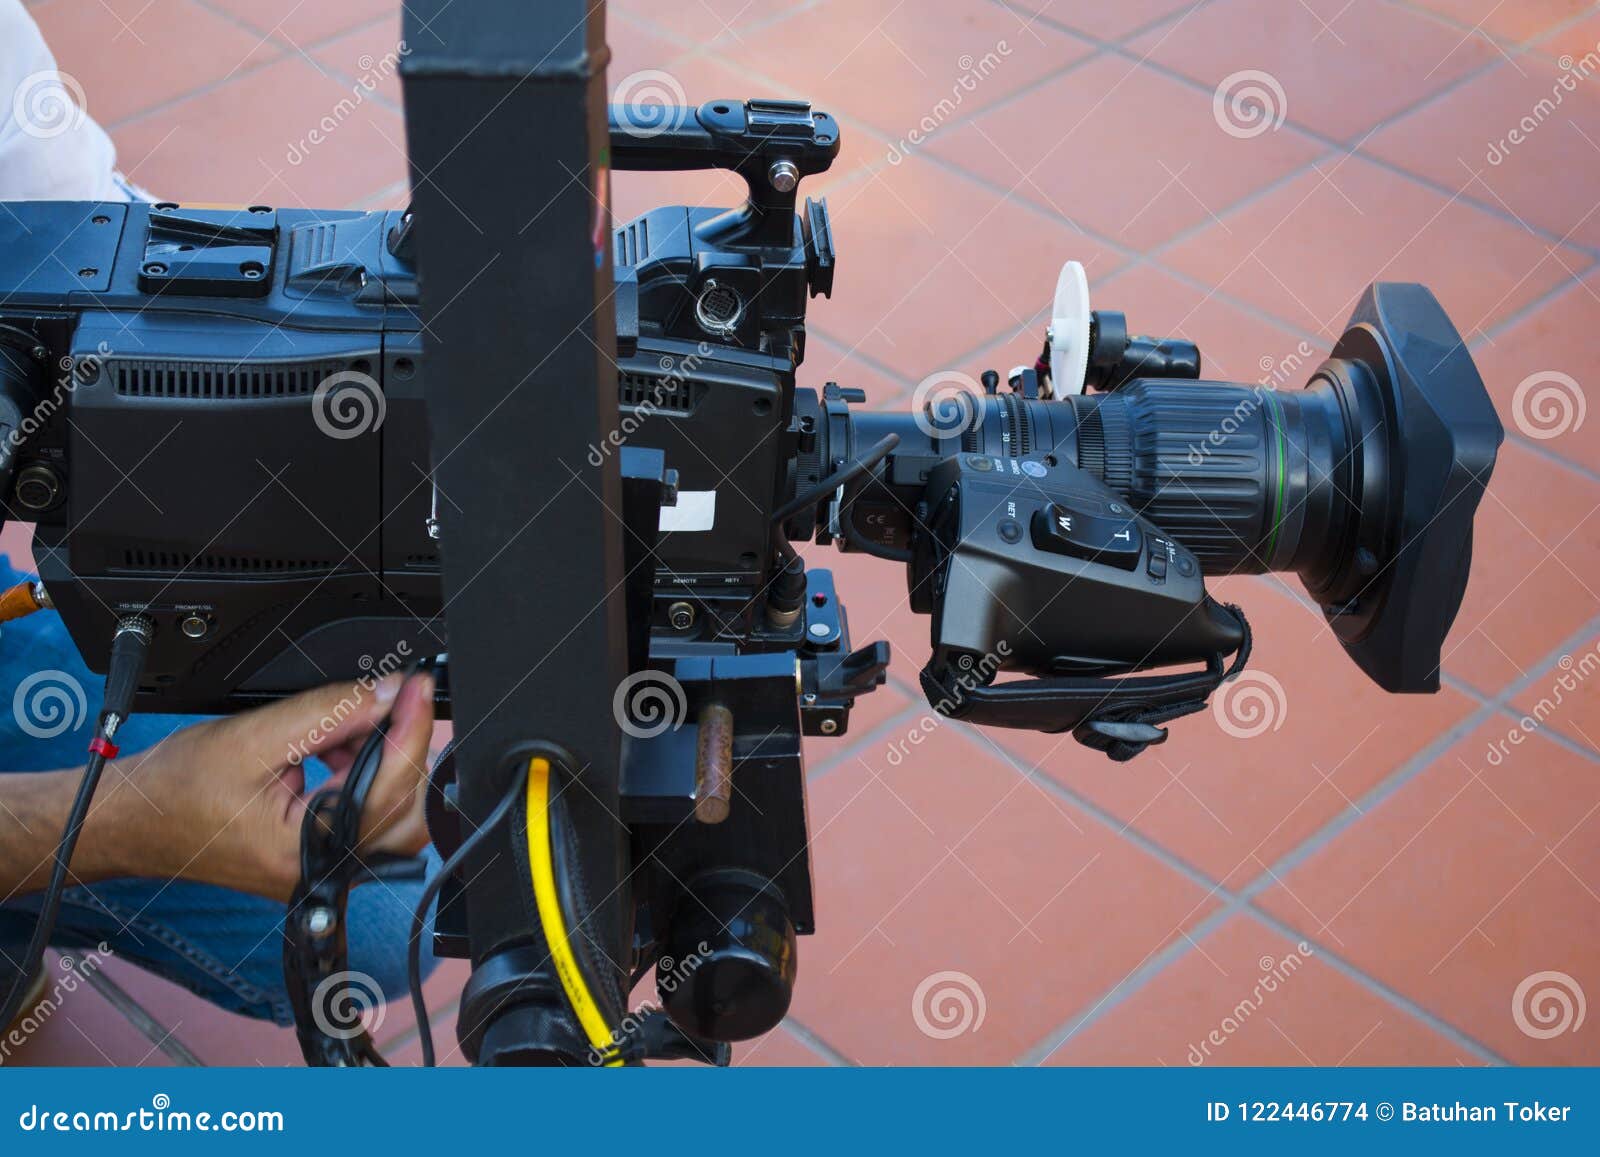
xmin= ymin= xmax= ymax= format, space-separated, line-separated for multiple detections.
xmin=1249 ymin=574 xmax=1600 ymax=771
xmin=992 ymin=0 xmax=1600 ymax=262
xmin=1236 ymin=610 xmax=1600 ymax=903
xmin=102 ymin=6 xmax=398 ymax=136
xmin=779 ymin=1015 xmax=854 ymax=1066
xmin=1390 ymin=0 xmax=1600 ymax=55
xmin=805 ymin=695 xmax=932 ymax=782
xmin=1014 ymin=901 xmax=1246 ymax=1066
xmin=1237 ymin=906 xmax=1506 ymax=1065
xmin=1444 ymin=652 xmax=1600 ymax=769
xmin=79 ymin=963 xmax=205 ymax=1066
xmin=995 ymin=695 xmax=1509 ymax=1063
xmin=964 ymin=607 xmax=1600 ymax=1061
xmin=801 ymin=605 xmax=1600 ymax=1061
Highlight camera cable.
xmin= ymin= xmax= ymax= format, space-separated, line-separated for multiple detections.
xmin=0 ymin=613 xmax=153 ymax=1029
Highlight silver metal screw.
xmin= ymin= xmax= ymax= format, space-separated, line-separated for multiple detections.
xmin=768 ymin=159 xmax=800 ymax=193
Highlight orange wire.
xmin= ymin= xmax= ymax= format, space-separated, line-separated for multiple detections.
xmin=0 ymin=581 xmax=44 ymax=624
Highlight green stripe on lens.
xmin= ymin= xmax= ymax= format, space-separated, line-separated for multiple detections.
xmin=1262 ymin=389 xmax=1287 ymax=566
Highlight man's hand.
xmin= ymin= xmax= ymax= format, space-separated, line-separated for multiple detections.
xmin=124 ymin=672 xmax=437 ymax=902
xmin=0 ymin=672 xmax=436 ymax=904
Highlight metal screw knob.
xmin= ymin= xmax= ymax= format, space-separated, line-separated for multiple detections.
xmin=768 ymin=159 xmax=800 ymax=193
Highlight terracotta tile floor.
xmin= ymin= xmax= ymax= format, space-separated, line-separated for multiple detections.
xmin=5 ymin=0 xmax=1599 ymax=1067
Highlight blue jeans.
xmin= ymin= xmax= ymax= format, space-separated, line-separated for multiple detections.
xmin=0 ymin=557 xmax=438 ymax=1026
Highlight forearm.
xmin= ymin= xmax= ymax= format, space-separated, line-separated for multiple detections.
xmin=0 ymin=759 xmax=168 ymax=896
xmin=1 ymin=673 xmax=433 ymax=904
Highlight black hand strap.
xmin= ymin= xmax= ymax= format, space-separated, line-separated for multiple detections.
xmin=920 ymin=603 xmax=1252 ymax=762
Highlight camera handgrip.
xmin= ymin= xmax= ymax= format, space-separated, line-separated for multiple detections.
xmin=920 ymin=603 xmax=1252 ymax=762
xmin=609 ymin=98 xmax=839 ymax=244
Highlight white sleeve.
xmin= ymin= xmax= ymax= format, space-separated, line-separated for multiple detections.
xmin=0 ymin=0 xmax=124 ymax=201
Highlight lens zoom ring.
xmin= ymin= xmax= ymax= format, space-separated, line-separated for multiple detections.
xmin=1090 ymin=383 xmax=1271 ymax=572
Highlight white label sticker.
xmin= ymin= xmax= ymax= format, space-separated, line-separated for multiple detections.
xmin=659 ymin=489 xmax=716 ymax=533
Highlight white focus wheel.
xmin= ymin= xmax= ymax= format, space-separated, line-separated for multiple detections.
xmin=1049 ymin=259 xmax=1092 ymax=396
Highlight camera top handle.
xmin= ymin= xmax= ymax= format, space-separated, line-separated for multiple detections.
xmin=608 ymin=98 xmax=841 ymax=250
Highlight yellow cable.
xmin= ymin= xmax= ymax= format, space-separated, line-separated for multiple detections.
xmin=525 ymin=756 xmax=623 ymax=1066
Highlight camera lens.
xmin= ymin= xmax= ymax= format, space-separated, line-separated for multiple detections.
xmin=834 ymin=285 xmax=1499 ymax=692
xmin=1070 ymin=360 xmax=1387 ymax=604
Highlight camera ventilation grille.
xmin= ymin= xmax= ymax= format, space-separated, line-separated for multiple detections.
xmin=118 ymin=549 xmax=340 ymax=575
xmin=617 ymin=370 xmax=701 ymax=415
xmin=614 ymin=218 xmax=650 ymax=266
xmin=111 ymin=358 xmax=350 ymax=399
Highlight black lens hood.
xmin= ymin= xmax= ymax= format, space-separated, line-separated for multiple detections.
xmin=1315 ymin=283 xmax=1504 ymax=692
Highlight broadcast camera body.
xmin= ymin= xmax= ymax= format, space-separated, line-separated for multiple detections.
xmin=0 ymin=60 xmax=1502 ymax=1058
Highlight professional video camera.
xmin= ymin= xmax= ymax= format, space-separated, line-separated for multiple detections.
xmin=0 ymin=1 xmax=1502 ymax=1066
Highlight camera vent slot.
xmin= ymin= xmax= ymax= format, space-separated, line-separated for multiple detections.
xmin=614 ymin=218 xmax=649 ymax=266
xmin=293 ymin=222 xmax=337 ymax=267
xmin=118 ymin=549 xmax=340 ymax=575
xmin=405 ymin=553 xmax=439 ymax=568
xmin=112 ymin=358 xmax=349 ymax=399
xmin=617 ymin=370 xmax=701 ymax=416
